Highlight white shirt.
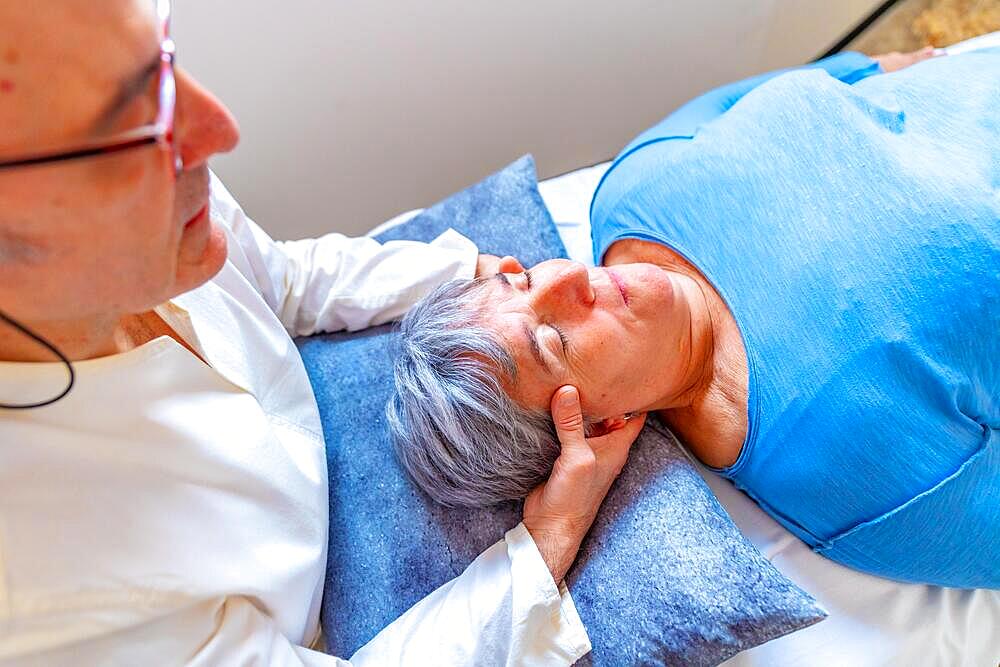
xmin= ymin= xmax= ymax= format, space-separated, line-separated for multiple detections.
xmin=0 ymin=175 xmax=590 ymax=666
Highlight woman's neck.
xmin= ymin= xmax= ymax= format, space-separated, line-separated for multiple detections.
xmin=605 ymin=238 xmax=720 ymax=412
xmin=649 ymin=269 xmax=720 ymax=413
xmin=661 ymin=270 xmax=749 ymax=467
xmin=656 ymin=265 xmax=749 ymax=468
xmin=604 ymin=238 xmax=749 ymax=466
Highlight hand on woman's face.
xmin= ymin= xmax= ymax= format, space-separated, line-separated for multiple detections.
xmin=478 ymin=256 xmax=702 ymax=424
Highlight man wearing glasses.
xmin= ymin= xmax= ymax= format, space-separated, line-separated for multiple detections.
xmin=0 ymin=1 xmax=643 ymax=664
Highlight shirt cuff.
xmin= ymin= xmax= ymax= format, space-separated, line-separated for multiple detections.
xmin=429 ymin=228 xmax=478 ymax=281
xmin=505 ymin=522 xmax=592 ymax=665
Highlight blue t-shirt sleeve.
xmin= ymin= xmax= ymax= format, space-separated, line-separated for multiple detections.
xmin=590 ymin=52 xmax=881 ymax=225
xmin=590 ymin=51 xmax=882 ymax=223
xmin=620 ymin=52 xmax=881 ymax=152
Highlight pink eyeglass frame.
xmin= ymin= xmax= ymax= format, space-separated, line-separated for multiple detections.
xmin=0 ymin=0 xmax=180 ymax=175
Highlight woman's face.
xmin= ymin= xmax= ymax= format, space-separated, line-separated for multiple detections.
xmin=478 ymin=257 xmax=704 ymax=423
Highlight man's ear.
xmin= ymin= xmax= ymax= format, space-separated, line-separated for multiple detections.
xmin=497 ymin=255 xmax=525 ymax=274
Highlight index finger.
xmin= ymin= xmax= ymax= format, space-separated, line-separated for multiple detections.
xmin=550 ymin=385 xmax=587 ymax=452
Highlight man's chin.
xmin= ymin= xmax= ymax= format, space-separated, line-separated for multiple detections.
xmin=174 ymin=218 xmax=228 ymax=295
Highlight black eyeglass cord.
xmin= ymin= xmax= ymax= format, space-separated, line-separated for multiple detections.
xmin=0 ymin=308 xmax=75 ymax=410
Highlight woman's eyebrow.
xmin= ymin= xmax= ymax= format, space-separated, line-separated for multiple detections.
xmin=91 ymin=54 xmax=162 ymax=134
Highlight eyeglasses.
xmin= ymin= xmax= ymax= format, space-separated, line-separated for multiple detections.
xmin=0 ymin=0 xmax=180 ymax=175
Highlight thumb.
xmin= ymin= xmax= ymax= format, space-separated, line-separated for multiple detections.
xmin=551 ymin=385 xmax=587 ymax=452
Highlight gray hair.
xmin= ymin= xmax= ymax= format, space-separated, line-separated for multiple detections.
xmin=387 ymin=277 xmax=561 ymax=507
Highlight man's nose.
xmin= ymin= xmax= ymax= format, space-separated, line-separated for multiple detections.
xmin=172 ymin=68 xmax=240 ymax=172
xmin=531 ymin=261 xmax=593 ymax=315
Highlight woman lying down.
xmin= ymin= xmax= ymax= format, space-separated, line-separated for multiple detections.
xmin=388 ymin=47 xmax=1000 ymax=589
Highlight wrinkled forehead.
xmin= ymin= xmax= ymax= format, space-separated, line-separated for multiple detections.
xmin=473 ymin=276 xmax=523 ymax=344
xmin=0 ymin=0 xmax=158 ymax=152
xmin=473 ymin=276 xmax=554 ymax=410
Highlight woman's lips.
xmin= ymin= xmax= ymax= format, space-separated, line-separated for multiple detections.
xmin=606 ymin=268 xmax=629 ymax=306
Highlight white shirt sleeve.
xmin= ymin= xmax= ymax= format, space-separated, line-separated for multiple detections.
xmin=209 ymin=172 xmax=479 ymax=336
xmin=4 ymin=526 xmax=589 ymax=667
xmin=347 ymin=523 xmax=591 ymax=666
xmin=295 ymin=524 xmax=593 ymax=666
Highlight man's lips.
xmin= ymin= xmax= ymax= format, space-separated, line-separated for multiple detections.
xmin=184 ymin=204 xmax=209 ymax=229
xmin=606 ymin=268 xmax=629 ymax=306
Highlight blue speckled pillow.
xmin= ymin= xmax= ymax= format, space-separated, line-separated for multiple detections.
xmin=296 ymin=154 xmax=825 ymax=665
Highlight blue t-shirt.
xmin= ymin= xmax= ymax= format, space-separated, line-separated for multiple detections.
xmin=591 ymin=51 xmax=1000 ymax=588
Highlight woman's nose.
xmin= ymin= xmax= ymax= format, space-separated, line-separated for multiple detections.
xmin=531 ymin=261 xmax=593 ymax=315
xmin=172 ymin=68 xmax=240 ymax=171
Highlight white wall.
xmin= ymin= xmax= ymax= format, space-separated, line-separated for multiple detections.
xmin=174 ymin=0 xmax=881 ymax=240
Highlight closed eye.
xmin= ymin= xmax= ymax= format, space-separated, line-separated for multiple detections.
xmin=521 ymin=268 xmax=566 ymax=356
xmin=524 ymin=270 xmax=567 ymax=351
xmin=550 ymin=323 xmax=568 ymax=351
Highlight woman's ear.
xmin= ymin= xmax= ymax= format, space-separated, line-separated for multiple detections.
xmin=585 ymin=415 xmax=634 ymax=438
xmin=497 ymin=255 xmax=525 ymax=274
